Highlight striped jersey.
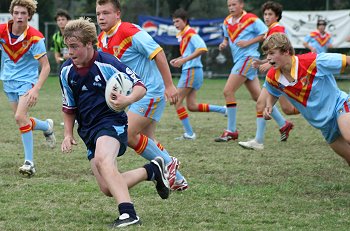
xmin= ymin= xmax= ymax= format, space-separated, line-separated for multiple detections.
xmin=265 ymin=52 xmax=347 ymax=129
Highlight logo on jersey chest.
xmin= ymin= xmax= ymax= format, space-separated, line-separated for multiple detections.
xmin=93 ymin=75 xmax=102 ymax=87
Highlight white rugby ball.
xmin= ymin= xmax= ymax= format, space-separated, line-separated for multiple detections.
xmin=105 ymin=72 xmax=133 ymax=112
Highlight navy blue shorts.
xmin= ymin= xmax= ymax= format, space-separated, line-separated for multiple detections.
xmin=86 ymin=125 xmax=128 ymax=161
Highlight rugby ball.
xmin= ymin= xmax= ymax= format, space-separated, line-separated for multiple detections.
xmin=105 ymin=72 xmax=133 ymax=112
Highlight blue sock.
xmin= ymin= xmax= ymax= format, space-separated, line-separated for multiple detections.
xmin=181 ymin=118 xmax=194 ymax=136
xmin=255 ymin=117 xmax=266 ymax=143
xmin=227 ymin=105 xmax=237 ymax=132
xmin=208 ymin=105 xmax=226 ymax=114
xmin=271 ymin=105 xmax=286 ymax=128
xmin=22 ymin=131 xmax=34 ymax=162
xmin=31 ymin=117 xmax=49 ymax=131
xmin=140 ymin=138 xmax=172 ymax=164
xmin=177 ymin=107 xmax=194 ymax=136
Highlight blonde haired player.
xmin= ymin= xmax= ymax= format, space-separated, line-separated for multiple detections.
xmin=262 ymin=33 xmax=350 ymax=165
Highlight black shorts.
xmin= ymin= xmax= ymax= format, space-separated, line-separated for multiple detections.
xmin=86 ymin=125 xmax=128 ymax=161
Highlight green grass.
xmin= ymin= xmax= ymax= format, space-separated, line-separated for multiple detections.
xmin=1 ymin=77 xmax=350 ymax=230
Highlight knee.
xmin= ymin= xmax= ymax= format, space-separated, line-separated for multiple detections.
xmin=14 ymin=113 xmax=27 ymax=127
xmin=223 ymin=89 xmax=233 ymax=99
xmin=281 ymin=106 xmax=296 ymax=115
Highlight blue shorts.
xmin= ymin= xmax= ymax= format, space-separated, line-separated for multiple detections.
xmin=177 ymin=67 xmax=203 ymax=90
xmin=230 ymin=56 xmax=258 ymax=80
xmin=87 ymin=125 xmax=128 ymax=161
xmin=129 ymin=94 xmax=166 ymax=122
xmin=320 ymin=94 xmax=350 ymax=144
xmin=3 ymin=80 xmax=34 ymax=102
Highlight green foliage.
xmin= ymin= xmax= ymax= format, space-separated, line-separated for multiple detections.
xmin=1 ymin=78 xmax=350 ymax=230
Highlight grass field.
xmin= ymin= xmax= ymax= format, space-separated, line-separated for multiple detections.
xmin=1 ymin=77 xmax=350 ymax=230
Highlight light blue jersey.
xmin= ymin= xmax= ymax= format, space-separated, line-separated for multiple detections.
xmin=222 ymin=12 xmax=267 ymax=63
xmin=98 ymin=21 xmax=165 ymax=98
xmin=265 ymin=53 xmax=348 ymax=142
xmin=304 ymin=31 xmax=332 ymax=54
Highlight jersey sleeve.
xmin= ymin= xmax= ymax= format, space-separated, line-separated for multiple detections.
xmin=304 ymin=34 xmax=311 ymax=43
xmin=253 ymin=18 xmax=268 ymax=36
xmin=132 ymin=29 xmax=162 ymax=60
xmin=316 ymin=53 xmax=346 ymax=75
xmin=190 ymin=34 xmax=207 ymax=51
xmin=31 ymin=38 xmax=47 ymax=60
xmin=59 ymin=65 xmax=77 ymax=114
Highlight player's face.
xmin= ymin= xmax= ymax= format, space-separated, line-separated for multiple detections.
xmin=264 ymin=9 xmax=278 ymax=27
xmin=56 ymin=16 xmax=69 ymax=30
xmin=317 ymin=24 xmax=326 ymax=33
xmin=173 ymin=18 xmax=186 ymax=31
xmin=227 ymin=0 xmax=244 ymax=18
xmin=12 ymin=6 xmax=29 ymax=27
xmin=65 ymin=37 xmax=93 ymax=68
xmin=266 ymin=48 xmax=289 ymax=69
xmin=96 ymin=3 xmax=121 ymax=32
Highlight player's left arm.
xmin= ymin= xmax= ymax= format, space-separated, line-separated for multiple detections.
xmin=26 ymin=54 xmax=50 ymax=107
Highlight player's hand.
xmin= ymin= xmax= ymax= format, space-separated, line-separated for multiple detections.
xmin=170 ymin=58 xmax=184 ymax=68
xmin=61 ymin=136 xmax=77 ymax=153
xmin=24 ymin=88 xmax=39 ymax=108
xmin=259 ymin=63 xmax=272 ymax=73
xmin=310 ymin=46 xmax=316 ymax=53
xmin=263 ymin=106 xmax=273 ymax=120
xmin=165 ymin=84 xmax=178 ymax=105
xmin=109 ymin=90 xmax=130 ymax=111
xmin=236 ymin=40 xmax=249 ymax=48
xmin=252 ymin=59 xmax=264 ymax=69
xmin=219 ymin=42 xmax=227 ymax=51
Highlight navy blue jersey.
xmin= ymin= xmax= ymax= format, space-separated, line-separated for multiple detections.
xmin=59 ymin=51 xmax=145 ymax=146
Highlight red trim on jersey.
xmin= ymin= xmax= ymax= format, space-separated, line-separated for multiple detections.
xmin=97 ymin=22 xmax=140 ymax=58
xmin=0 ymin=21 xmax=44 ymax=63
xmin=266 ymin=23 xmax=285 ymax=37
xmin=309 ymin=31 xmax=331 ymax=47
xmin=224 ymin=13 xmax=258 ymax=43
xmin=266 ymin=53 xmax=317 ymax=107
xmin=179 ymin=27 xmax=196 ymax=55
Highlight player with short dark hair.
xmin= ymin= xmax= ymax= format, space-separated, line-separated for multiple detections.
xmin=170 ymin=8 xmax=226 ymax=140
xmin=52 ymin=9 xmax=71 ymax=66
xmin=303 ymin=19 xmax=333 ymax=53
xmin=239 ymin=1 xmax=296 ymax=151
xmin=60 ymin=17 xmax=171 ymax=228
xmin=262 ymin=33 xmax=350 ymax=165
xmin=0 ymin=0 xmax=55 ymax=176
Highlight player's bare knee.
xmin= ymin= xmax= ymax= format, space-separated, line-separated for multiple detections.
xmin=14 ymin=113 xmax=27 ymax=126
